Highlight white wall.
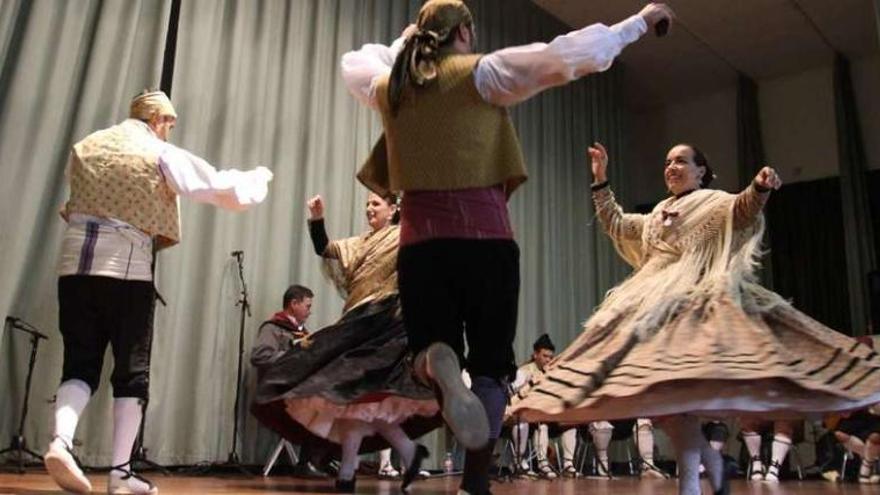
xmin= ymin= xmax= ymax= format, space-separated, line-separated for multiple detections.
xmin=625 ymin=54 xmax=880 ymax=207
xmin=759 ymin=65 xmax=839 ymax=183
xmin=852 ymin=54 xmax=880 ymax=170
xmin=623 ymin=87 xmax=737 ymax=207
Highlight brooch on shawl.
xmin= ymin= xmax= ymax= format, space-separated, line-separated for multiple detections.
xmin=661 ymin=210 xmax=680 ymax=227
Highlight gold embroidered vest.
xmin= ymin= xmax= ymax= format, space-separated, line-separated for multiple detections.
xmin=361 ymin=54 xmax=528 ymax=195
xmin=64 ymin=120 xmax=181 ymax=250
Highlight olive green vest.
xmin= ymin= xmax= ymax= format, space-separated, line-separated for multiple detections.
xmin=359 ymin=54 xmax=527 ymax=195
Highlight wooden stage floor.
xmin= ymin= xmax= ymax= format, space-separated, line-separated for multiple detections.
xmin=1 ymin=471 xmax=879 ymax=495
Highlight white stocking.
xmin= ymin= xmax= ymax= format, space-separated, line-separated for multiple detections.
xmin=52 ymin=379 xmax=91 ymax=449
xmin=338 ymin=421 xmax=369 ymax=481
xmin=533 ymin=424 xmax=549 ymax=462
xmin=561 ymin=428 xmax=577 ymax=467
xmin=664 ymin=416 xmax=704 ymax=495
xmin=374 ymin=422 xmax=416 ymax=468
xmin=111 ymin=398 xmax=142 ymax=467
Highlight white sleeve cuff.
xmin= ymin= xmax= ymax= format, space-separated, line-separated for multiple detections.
xmin=610 ymin=14 xmax=647 ymax=45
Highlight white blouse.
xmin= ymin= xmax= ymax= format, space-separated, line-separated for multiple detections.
xmin=341 ymin=15 xmax=647 ymax=108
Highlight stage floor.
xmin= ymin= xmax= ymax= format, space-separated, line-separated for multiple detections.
xmin=0 ymin=472 xmax=878 ymax=495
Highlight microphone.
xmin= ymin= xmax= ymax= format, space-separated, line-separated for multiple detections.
xmin=231 ymin=250 xmax=243 ymax=257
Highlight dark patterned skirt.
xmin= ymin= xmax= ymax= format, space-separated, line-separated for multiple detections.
xmin=251 ymin=295 xmax=440 ymax=452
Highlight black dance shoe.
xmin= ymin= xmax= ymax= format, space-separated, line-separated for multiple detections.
xmin=401 ymin=444 xmax=430 ymax=492
xmin=334 ymin=476 xmax=356 ymax=493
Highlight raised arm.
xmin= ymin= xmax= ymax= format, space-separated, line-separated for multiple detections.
xmin=733 ymin=166 xmax=781 ymax=229
xmin=158 ymin=144 xmax=273 ymax=210
xmin=306 ymin=195 xmax=337 ymax=258
xmin=589 ymin=143 xmax=646 ymax=241
xmin=475 ymin=3 xmax=673 ymax=106
xmin=340 ymin=25 xmax=417 ymax=109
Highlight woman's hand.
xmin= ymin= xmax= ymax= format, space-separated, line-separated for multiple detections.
xmin=307 ymin=195 xmax=325 ymax=220
xmin=754 ymin=166 xmax=782 ymax=191
xmin=589 ymin=142 xmax=609 ymax=184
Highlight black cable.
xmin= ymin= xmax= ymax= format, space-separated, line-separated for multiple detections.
xmin=159 ymin=0 xmax=182 ymax=96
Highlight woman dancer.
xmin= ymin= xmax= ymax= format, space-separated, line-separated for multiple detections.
xmin=252 ymin=192 xmax=437 ymax=492
xmin=510 ymin=142 xmax=880 ymax=495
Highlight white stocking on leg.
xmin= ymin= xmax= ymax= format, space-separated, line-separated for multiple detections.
xmin=111 ymin=398 xmax=142 ymax=467
xmin=665 ymin=416 xmax=703 ymax=495
xmin=742 ymin=431 xmax=763 ymax=480
xmin=766 ymin=433 xmax=791 ymax=482
xmin=590 ymin=422 xmax=612 ymax=477
xmin=45 ymin=380 xmax=92 ymax=494
xmin=52 ymin=379 xmax=91 ymax=449
xmin=374 ymin=422 xmax=416 ymax=468
xmin=637 ymin=419 xmax=669 ymax=478
xmin=636 ymin=419 xmax=656 ymax=465
xmin=512 ymin=422 xmax=529 ymax=470
xmin=700 ymin=441 xmax=724 ymax=492
xmin=561 ymin=428 xmax=577 ymax=469
xmin=379 ymin=449 xmax=394 ymax=472
xmin=533 ymin=424 xmax=556 ymax=478
xmin=338 ymin=421 xmax=368 ymax=482
xmin=108 ymin=399 xmax=158 ymax=495
xmin=533 ymin=424 xmax=549 ymax=463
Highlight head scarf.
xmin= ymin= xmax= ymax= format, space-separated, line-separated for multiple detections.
xmin=388 ymin=0 xmax=473 ymax=115
xmin=129 ymin=90 xmax=177 ymax=121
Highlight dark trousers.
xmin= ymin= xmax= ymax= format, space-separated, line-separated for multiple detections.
xmin=58 ymin=275 xmax=155 ymax=399
xmin=397 ymin=239 xmax=519 ymax=380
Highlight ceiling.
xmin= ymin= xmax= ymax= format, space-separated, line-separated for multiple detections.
xmin=532 ymin=0 xmax=879 ymax=110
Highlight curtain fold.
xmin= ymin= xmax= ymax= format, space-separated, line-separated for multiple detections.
xmin=768 ymin=178 xmax=851 ymax=332
xmin=736 ymin=72 xmax=773 ymax=287
xmin=874 ymin=0 xmax=880 ymax=51
xmin=833 ymin=54 xmax=877 ymax=336
xmin=736 ymin=74 xmax=765 ymax=188
xmin=0 ymin=0 xmax=171 ymax=466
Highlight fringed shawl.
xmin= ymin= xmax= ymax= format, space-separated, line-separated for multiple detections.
xmin=587 ymin=188 xmax=785 ymax=346
xmin=322 ymin=225 xmax=399 ymax=314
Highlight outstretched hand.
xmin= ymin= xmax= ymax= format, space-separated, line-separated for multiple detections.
xmin=639 ymin=3 xmax=675 ymax=31
xmin=588 ymin=142 xmax=609 ymax=184
xmin=754 ymin=166 xmax=782 ymax=191
xmin=254 ymin=166 xmax=274 ymax=182
xmin=307 ymin=195 xmax=325 ymax=220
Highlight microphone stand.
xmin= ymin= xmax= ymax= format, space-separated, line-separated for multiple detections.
xmin=217 ymin=251 xmax=251 ymax=475
xmin=0 ymin=317 xmax=48 ymax=473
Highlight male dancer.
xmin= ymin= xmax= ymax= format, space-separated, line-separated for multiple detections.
xmin=341 ymin=2 xmax=673 ymax=493
xmin=44 ymin=90 xmax=272 ymax=494
xmin=510 ymin=334 xmax=579 ymax=478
